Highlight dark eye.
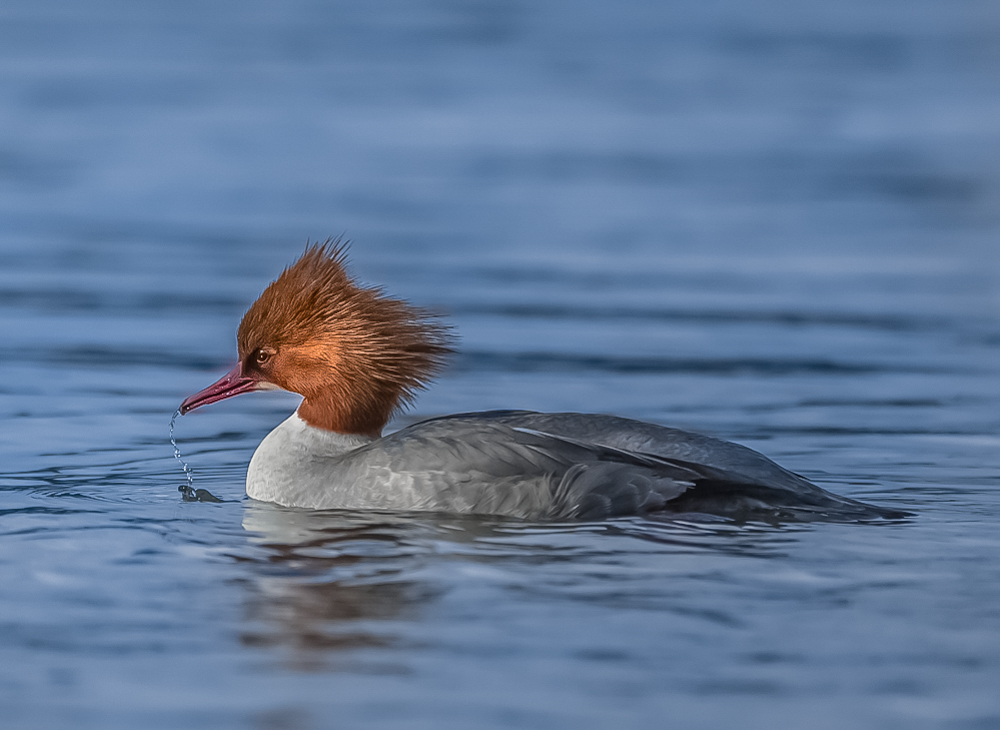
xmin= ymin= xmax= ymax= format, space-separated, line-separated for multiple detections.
xmin=255 ymin=349 xmax=272 ymax=365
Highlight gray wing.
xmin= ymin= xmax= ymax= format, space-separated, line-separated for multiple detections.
xmin=356 ymin=417 xmax=769 ymax=520
xmin=411 ymin=411 xmax=908 ymax=520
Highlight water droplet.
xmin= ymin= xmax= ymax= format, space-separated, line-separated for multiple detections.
xmin=170 ymin=408 xmax=194 ymax=489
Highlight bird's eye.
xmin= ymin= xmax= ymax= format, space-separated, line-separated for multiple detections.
xmin=256 ymin=349 xmax=272 ymax=365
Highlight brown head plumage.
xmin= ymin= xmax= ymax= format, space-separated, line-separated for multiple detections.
xmin=235 ymin=240 xmax=454 ymax=436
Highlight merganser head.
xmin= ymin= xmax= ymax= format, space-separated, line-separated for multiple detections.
xmin=179 ymin=241 xmax=454 ymax=437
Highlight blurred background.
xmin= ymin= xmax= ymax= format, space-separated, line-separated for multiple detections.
xmin=3 ymin=1 xmax=999 ymax=248
xmin=2 ymin=2 xmax=1000 ymax=729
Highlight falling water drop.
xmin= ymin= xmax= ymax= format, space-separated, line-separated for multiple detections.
xmin=170 ymin=408 xmax=194 ymax=489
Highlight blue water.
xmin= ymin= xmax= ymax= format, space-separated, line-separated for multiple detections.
xmin=2 ymin=1 xmax=1000 ymax=728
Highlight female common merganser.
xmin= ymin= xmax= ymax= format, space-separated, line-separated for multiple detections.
xmin=180 ymin=243 xmax=904 ymax=521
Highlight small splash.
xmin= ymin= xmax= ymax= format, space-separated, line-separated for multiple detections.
xmin=178 ymin=485 xmax=224 ymax=503
xmin=170 ymin=408 xmax=194 ymax=489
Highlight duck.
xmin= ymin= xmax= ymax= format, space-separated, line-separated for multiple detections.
xmin=179 ymin=242 xmax=905 ymax=521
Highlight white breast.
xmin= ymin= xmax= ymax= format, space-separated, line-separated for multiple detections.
xmin=246 ymin=412 xmax=374 ymax=507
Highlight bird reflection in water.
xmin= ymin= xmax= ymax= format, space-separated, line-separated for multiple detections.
xmin=237 ymin=502 xmax=444 ymax=671
xmin=235 ymin=501 xmax=805 ymax=670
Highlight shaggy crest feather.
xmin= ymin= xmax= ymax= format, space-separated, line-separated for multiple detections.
xmin=237 ymin=240 xmax=454 ymax=435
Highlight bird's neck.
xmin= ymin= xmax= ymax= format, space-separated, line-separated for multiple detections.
xmin=296 ymin=389 xmax=391 ymax=439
